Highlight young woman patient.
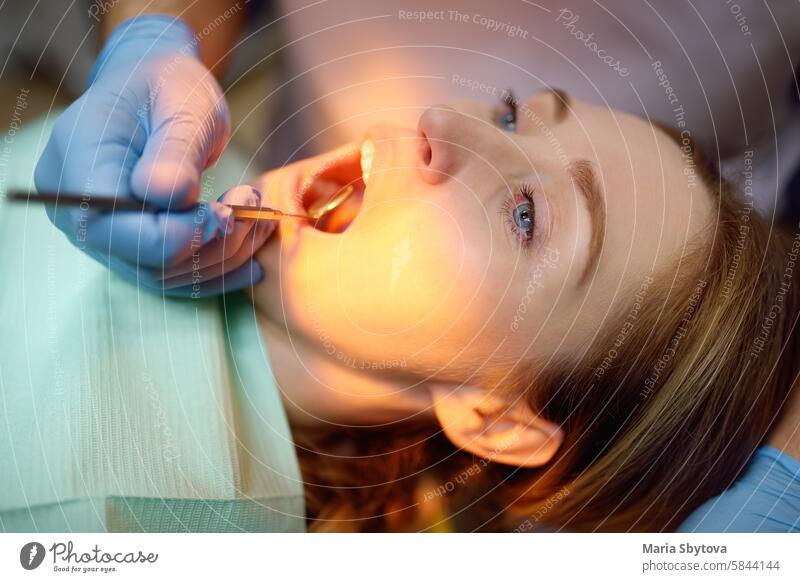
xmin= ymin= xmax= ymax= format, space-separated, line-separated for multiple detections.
xmin=242 ymin=89 xmax=799 ymax=531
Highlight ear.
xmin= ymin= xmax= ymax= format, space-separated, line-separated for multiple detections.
xmin=430 ymin=384 xmax=563 ymax=468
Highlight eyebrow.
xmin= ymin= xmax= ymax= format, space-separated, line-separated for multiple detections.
xmin=567 ymin=159 xmax=606 ymax=287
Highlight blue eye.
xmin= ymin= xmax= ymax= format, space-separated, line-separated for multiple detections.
xmin=497 ymin=90 xmax=518 ymax=132
xmin=513 ymin=201 xmax=534 ymax=240
xmin=499 ymin=110 xmax=516 ymax=132
xmin=502 ymin=184 xmax=536 ymax=247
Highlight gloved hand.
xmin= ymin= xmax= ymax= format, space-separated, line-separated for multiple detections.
xmin=156 ymin=184 xmax=274 ymax=294
xmin=34 ymin=15 xmax=269 ymax=296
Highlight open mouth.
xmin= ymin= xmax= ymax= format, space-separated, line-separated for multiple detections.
xmin=300 ymin=140 xmax=372 ymax=233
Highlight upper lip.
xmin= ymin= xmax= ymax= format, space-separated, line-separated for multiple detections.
xmin=364 ymin=123 xmax=429 ymax=181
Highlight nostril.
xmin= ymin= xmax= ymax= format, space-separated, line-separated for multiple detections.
xmin=419 ymin=131 xmax=432 ymax=166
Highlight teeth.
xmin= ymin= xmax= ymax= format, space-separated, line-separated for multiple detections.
xmin=360 ymin=139 xmax=374 ymax=184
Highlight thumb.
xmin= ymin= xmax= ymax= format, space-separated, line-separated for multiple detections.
xmin=131 ymin=60 xmax=231 ymax=209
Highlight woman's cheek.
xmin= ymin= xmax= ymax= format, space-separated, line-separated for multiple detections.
xmin=313 ymin=203 xmax=465 ymax=335
xmin=354 ymin=203 xmax=500 ymax=338
xmin=250 ymin=192 xmax=503 ymax=358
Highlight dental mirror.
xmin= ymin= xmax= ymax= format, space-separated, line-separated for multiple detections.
xmin=305 ymin=184 xmax=355 ymax=220
xmin=226 ymin=183 xmax=355 ymax=222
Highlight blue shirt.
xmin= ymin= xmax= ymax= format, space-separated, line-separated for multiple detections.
xmin=678 ymin=446 xmax=800 ymax=532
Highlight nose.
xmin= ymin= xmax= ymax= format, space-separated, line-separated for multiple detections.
xmin=416 ymin=105 xmax=470 ymax=185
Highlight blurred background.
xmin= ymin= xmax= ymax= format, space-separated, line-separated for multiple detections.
xmin=0 ymin=1 xmax=280 ymax=167
xmin=2 ymin=1 xmax=800 ymax=217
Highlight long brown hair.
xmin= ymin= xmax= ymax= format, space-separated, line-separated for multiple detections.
xmin=295 ymin=132 xmax=800 ymax=532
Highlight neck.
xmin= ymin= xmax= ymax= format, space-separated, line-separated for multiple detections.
xmin=256 ymin=312 xmax=436 ymax=431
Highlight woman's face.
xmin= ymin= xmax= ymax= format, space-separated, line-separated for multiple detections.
xmin=250 ymin=91 xmax=711 ymax=382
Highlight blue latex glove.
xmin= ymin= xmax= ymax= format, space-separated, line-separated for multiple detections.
xmin=34 ymin=15 xmax=271 ymax=296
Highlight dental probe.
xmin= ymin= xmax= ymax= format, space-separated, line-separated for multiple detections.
xmin=7 ymin=185 xmax=357 ymax=222
xmin=225 ymin=205 xmax=307 ymax=220
xmin=7 ymin=190 xmax=161 ymax=212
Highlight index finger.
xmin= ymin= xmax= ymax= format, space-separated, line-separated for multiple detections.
xmin=78 ymin=202 xmax=233 ymax=267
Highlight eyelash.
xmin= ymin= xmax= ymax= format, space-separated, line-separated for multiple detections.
xmin=500 ymin=183 xmax=536 ymax=248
